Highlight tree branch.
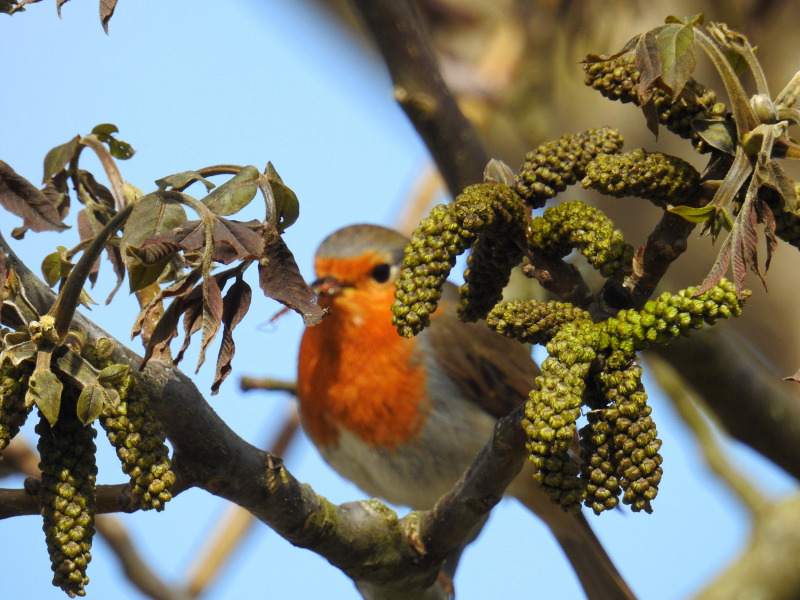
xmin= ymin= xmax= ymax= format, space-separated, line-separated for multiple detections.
xmin=0 ymin=229 xmax=530 ymax=597
xmin=349 ymin=0 xmax=488 ymax=197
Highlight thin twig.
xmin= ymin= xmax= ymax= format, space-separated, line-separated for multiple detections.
xmin=239 ymin=377 xmax=297 ymax=394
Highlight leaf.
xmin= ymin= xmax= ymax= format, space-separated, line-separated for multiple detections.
xmin=211 ymin=278 xmax=251 ymax=395
xmin=0 ymin=340 xmax=38 ymax=366
xmin=201 ymin=165 xmax=259 ymax=216
xmin=173 ymin=296 xmax=203 ymax=366
xmin=0 ymin=251 xmax=6 ymax=298
xmin=92 ymin=123 xmax=134 ymax=159
xmin=196 ymin=275 xmax=224 ymax=372
xmin=156 ymin=171 xmax=216 ymax=193
xmin=665 ymin=14 xmax=704 ymax=26
xmin=725 ymin=49 xmax=750 ymax=77
xmin=656 ymin=23 xmax=696 ymax=98
xmin=132 ymin=267 xmax=201 ymax=341
xmin=41 ymin=246 xmax=74 ymax=287
xmin=691 ymin=119 xmax=737 ymax=155
xmin=581 ymin=35 xmax=639 ymax=64
xmin=76 ymin=384 xmax=107 ymax=425
xmin=635 ymin=29 xmax=663 ymax=103
xmin=766 ymin=160 xmax=798 ymax=213
xmin=104 ymin=245 xmax=126 ymax=303
xmin=97 ymin=363 xmax=129 ymax=386
xmin=694 ymin=235 xmax=732 ymax=297
xmin=258 ymin=235 xmax=328 ymax=326
xmin=99 ymin=0 xmax=118 ymax=34
xmin=0 ymin=161 xmax=69 ymax=233
xmin=77 ymin=210 xmax=102 ymax=286
xmin=756 ymin=198 xmax=778 ymax=271
xmin=121 ymin=191 xmax=188 ymax=292
xmin=26 ymin=370 xmax=63 ymax=426
xmin=263 ymin=163 xmax=299 ymax=231
xmin=56 ymin=0 xmax=70 ymax=17
xmin=641 ymin=96 xmax=660 ymax=138
xmin=483 ymin=159 xmax=515 ymax=187
xmin=136 ymin=217 xmax=264 ymax=265
xmin=79 ymin=170 xmax=115 ymax=208
xmin=667 ymin=204 xmax=717 ymax=223
xmin=42 ymin=136 xmax=80 ymax=184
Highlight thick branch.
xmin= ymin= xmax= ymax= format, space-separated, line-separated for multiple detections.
xmin=0 ymin=229 xmax=528 ymax=596
xmin=649 ymin=326 xmax=800 ymax=481
xmin=350 ymin=0 xmax=488 ymax=197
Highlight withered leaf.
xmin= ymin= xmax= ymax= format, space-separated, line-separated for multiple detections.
xmin=42 ymin=136 xmax=80 ymax=184
xmin=635 ymin=29 xmax=663 ymax=103
xmin=201 ymin=165 xmax=259 ymax=216
xmin=0 ymin=161 xmax=69 ymax=233
xmin=211 ymin=278 xmax=252 ymax=395
xmin=258 ymin=235 xmax=327 ymax=326
xmin=77 ymin=209 xmax=102 ymax=286
xmin=756 ymin=198 xmax=778 ymax=271
xmin=79 ymin=170 xmax=115 ymax=208
xmin=132 ymin=267 xmax=201 ymax=341
xmin=156 ymin=171 xmax=215 ymax=193
xmin=137 ymin=217 xmax=264 ymax=265
xmin=56 ymin=0 xmax=70 ymax=17
xmin=99 ymin=0 xmax=117 ymax=34
xmin=173 ymin=296 xmax=203 ymax=366
xmin=581 ymin=35 xmax=638 ymax=64
xmin=76 ymin=384 xmax=107 ymax=425
xmin=26 ymin=370 xmax=63 ymax=427
xmin=196 ymin=275 xmax=224 ymax=373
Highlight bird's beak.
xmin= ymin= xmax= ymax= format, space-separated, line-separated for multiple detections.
xmin=311 ymin=276 xmax=346 ymax=298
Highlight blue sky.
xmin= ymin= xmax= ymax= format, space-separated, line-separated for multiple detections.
xmin=0 ymin=2 xmax=796 ymax=599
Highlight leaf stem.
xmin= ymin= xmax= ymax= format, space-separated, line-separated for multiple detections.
xmin=80 ymin=134 xmax=127 ymax=211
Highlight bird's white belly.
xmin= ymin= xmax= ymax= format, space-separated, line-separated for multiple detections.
xmin=312 ymin=400 xmax=498 ymax=510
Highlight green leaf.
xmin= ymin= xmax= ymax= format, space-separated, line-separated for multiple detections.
xmin=42 ymin=136 xmax=80 ymax=184
xmin=121 ymin=191 xmax=188 ymax=292
xmin=0 ymin=340 xmax=38 ymax=366
xmin=26 ymin=370 xmax=63 ymax=426
xmin=264 ymin=163 xmax=299 ymax=231
xmin=96 ymin=337 xmax=115 ymax=358
xmin=92 ymin=124 xmax=135 ymax=160
xmin=656 ymin=23 xmax=696 ymax=98
xmin=76 ymin=383 xmax=107 ymax=425
xmin=156 ymin=171 xmax=216 ymax=193
xmin=201 ymin=166 xmax=259 ymax=216
xmin=92 ymin=124 xmax=119 ymax=136
xmin=725 ymin=49 xmax=750 ymax=77
xmin=667 ymin=204 xmax=716 ymax=223
xmin=41 ymin=246 xmax=74 ymax=288
xmin=691 ymin=119 xmax=738 ymax=155
xmin=665 ymin=14 xmax=704 ymax=26
xmin=97 ymin=364 xmax=129 ymax=387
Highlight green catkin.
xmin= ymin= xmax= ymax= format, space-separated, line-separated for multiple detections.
xmin=0 ymin=363 xmax=33 ymax=460
xmin=524 ymin=320 xmax=601 ymax=512
xmin=486 ymin=300 xmax=592 ymax=345
xmin=524 ymin=279 xmax=746 ymax=513
xmin=583 ymin=54 xmax=728 ymax=153
xmin=98 ymin=372 xmax=175 ymax=511
xmin=392 ymin=183 xmax=526 ymax=337
xmin=36 ymin=389 xmax=97 ymax=598
xmin=582 ymin=364 xmax=663 ymax=514
xmin=582 ymin=149 xmax=702 ymax=208
xmin=528 ymin=200 xmax=634 ymax=279
xmin=515 ymin=127 xmax=624 ymax=208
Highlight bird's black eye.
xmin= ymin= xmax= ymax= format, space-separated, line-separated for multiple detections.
xmin=371 ymin=263 xmax=392 ymax=283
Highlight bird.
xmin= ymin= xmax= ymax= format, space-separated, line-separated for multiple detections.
xmin=296 ymin=223 xmax=636 ymax=600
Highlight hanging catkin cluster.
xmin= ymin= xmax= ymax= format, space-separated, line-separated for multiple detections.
xmin=392 ymin=183 xmax=526 ymax=337
xmin=581 ymin=362 xmax=662 ymax=515
xmin=0 ymin=362 xmax=33 ymax=460
xmin=515 ymin=127 xmax=624 ymax=207
xmin=99 ymin=371 xmax=175 ymax=511
xmin=36 ymin=389 xmax=97 ymax=598
xmin=582 ymin=149 xmax=702 ymax=208
xmin=522 ymin=280 xmax=746 ymax=512
xmin=486 ymin=300 xmax=592 ymax=345
xmin=528 ymin=200 xmax=634 ymax=279
xmin=583 ymin=54 xmax=728 ymax=153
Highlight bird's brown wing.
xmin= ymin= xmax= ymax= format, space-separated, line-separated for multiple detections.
xmin=425 ymin=283 xmax=540 ymax=420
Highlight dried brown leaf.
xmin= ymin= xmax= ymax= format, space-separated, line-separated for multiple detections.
xmin=211 ymin=278 xmax=252 ymax=395
xmin=0 ymin=161 xmax=69 ymax=233
xmin=100 ymin=0 xmax=118 ymax=34
xmin=196 ymin=275 xmax=223 ymax=372
xmin=258 ymin=235 xmax=327 ymax=326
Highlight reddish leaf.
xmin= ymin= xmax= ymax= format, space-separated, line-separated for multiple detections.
xmin=694 ymin=235 xmax=732 ymax=297
xmin=0 ymin=161 xmax=69 ymax=233
xmin=196 ymin=275 xmax=224 ymax=372
xmin=258 ymin=235 xmax=328 ymax=326
xmin=79 ymin=170 xmax=115 ymax=209
xmin=104 ymin=245 xmax=125 ymax=304
xmin=581 ymin=35 xmax=639 ymax=64
xmin=139 ymin=218 xmax=264 ymax=265
xmin=77 ymin=209 xmax=101 ymax=286
xmin=635 ymin=29 xmax=663 ymax=102
xmin=211 ymin=278 xmax=252 ymax=395
xmin=174 ymin=297 xmax=203 ymax=366
xmin=783 ymin=368 xmax=800 ymax=384
xmin=126 ymin=241 xmax=184 ymax=266
xmin=132 ymin=267 xmax=202 ymax=341
xmin=756 ymin=198 xmax=778 ymax=272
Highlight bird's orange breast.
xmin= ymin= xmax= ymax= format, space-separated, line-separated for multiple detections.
xmin=297 ymin=280 xmax=428 ymax=449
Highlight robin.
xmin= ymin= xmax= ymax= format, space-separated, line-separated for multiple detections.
xmin=296 ymin=224 xmax=636 ymax=600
